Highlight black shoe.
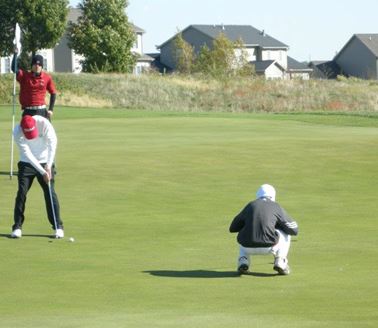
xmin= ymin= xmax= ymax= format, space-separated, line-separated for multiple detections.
xmin=238 ymin=264 xmax=249 ymax=275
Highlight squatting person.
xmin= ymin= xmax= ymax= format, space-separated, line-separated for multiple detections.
xmin=11 ymin=48 xmax=57 ymax=119
xmin=11 ymin=115 xmax=64 ymax=239
xmin=229 ymin=184 xmax=298 ymax=275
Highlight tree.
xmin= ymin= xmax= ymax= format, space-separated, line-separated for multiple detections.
xmin=193 ymin=44 xmax=212 ymax=74
xmin=0 ymin=0 xmax=68 ymax=59
xmin=193 ymin=34 xmax=255 ymax=78
xmin=193 ymin=33 xmax=236 ymax=78
xmin=233 ymin=38 xmax=255 ymax=77
xmin=0 ymin=0 xmax=17 ymax=56
xmin=211 ymin=33 xmax=235 ymax=76
xmin=68 ymin=0 xmax=136 ymax=73
xmin=173 ymin=32 xmax=195 ymax=74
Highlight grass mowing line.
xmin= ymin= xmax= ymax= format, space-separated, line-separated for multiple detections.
xmin=1 ymin=105 xmax=378 ymax=127
xmin=0 ymin=109 xmax=377 ymax=327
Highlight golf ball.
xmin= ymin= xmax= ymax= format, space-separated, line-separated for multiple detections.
xmin=69 ymin=237 xmax=75 ymax=242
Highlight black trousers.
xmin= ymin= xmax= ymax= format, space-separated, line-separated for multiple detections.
xmin=22 ymin=108 xmax=48 ymax=118
xmin=13 ymin=162 xmax=63 ymax=231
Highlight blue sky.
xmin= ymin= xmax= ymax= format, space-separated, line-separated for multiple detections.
xmin=69 ymin=0 xmax=378 ymax=62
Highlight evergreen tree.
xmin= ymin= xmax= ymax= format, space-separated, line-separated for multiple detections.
xmin=193 ymin=44 xmax=212 ymax=74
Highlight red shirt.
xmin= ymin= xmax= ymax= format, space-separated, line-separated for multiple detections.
xmin=17 ymin=69 xmax=56 ymax=107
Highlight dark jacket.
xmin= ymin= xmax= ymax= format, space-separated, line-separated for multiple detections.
xmin=229 ymin=198 xmax=298 ymax=248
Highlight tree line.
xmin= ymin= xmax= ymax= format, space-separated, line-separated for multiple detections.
xmin=0 ymin=0 xmax=135 ymax=73
xmin=0 ymin=0 xmax=255 ymax=76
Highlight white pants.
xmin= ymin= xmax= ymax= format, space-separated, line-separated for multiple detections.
xmin=238 ymin=230 xmax=291 ymax=268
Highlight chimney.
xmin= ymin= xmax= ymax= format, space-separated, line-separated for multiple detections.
xmin=261 ymin=29 xmax=265 ymax=36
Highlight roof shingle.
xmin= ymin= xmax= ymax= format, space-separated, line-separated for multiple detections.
xmin=191 ymin=25 xmax=288 ymax=48
xmin=355 ymin=34 xmax=378 ymax=57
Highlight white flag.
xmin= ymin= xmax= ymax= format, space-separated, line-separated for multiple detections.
xmin=13 ymin=23 xmax=22 ymax=53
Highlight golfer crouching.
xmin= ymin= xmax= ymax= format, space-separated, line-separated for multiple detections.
xmin=11 ymin=115 xmax=64 ymax=239
xmin=229 ymin=184 xmax=298 ymax=275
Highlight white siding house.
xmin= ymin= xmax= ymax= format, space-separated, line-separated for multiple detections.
xmin=251 ymin=60 xmax=286 ymax=79
xmin=261 ymin=49 xmax=287 ymax=70
xmin=0 ymin=57 xmax=11 ymax=74
xmin=131 ymin=24 xmax=154 ymax=74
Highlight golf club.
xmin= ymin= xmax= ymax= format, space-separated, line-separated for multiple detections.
xmin=48 ymin=181 xmax=59 ymax=237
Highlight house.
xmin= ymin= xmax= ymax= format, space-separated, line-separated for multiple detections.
xmin=1 ymin=8 xmax=152 ymax=74
xmin=287 ymin=56 xmax=312 ymax=80
xmin=53 ymin=8 xmax=83 ymax=73
xmin=334 ymin=34 xmax=378 ymax=80
xmin=251 ymin=60 xmax=286 ymax=79
xmin=157 ymin=24 xmax=291 ymax=79
xmin=252 ymin=56 xmax=313 ymax=80
xmin=131 ymin=24 xmax=154 ymax=74
xmin=308 ymin=34 xmax=378 ymax=80
xmin=0 ymin=56 xmax=12 ymax=74
xmin=308 ymin=60 xmax=342 ymax=79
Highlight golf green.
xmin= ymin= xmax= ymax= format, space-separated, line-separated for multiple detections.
xmin=0 ymin=107 xmax=377 ymax=327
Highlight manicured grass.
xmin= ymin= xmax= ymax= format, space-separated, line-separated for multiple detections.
xmin=0 ymin=107 xmax=377 ymax=327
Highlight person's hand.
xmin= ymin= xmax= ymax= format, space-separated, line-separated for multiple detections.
xmin=14 ymin=46 xmax=19 ymax=54
xmin=43 ymin=166 xmax=52 ymax=184
xmin=43 ymin=173 xmax=50 ymax=184
xmin=47 ymin=110 xmax=53 ymax=118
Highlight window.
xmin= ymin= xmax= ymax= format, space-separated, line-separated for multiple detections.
xmin=4 ymin=57 xmax=11 ymax=73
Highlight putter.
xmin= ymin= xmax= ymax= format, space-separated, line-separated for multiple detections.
xmin=48 ymin=181 xmax=59 ymax=237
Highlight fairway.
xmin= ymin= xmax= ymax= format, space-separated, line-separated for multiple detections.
xmin=0 ymin=107 xmax=377 ymax=327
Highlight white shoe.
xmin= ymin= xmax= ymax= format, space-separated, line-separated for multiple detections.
xmin=55 ymin=229 xmax=64 ymax=239
xmin=11 ymin=229 xmax=22 ymax=238
xmin=273 ymin=257 xmax=290 ymax=275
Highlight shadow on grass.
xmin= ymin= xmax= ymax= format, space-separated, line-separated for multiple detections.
xmin=0 ymin=171 xmax=18 ymax=176
xmin=144 ymin=270 xmax=277 ymax=278
xmin=0 ymin=233 xmax=54 ymax=239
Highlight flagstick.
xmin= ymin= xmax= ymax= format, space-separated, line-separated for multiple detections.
xmin=10 ymin=55 xmax=17 ymax=180
xmin=10 ymin=23 xmax=21 ymax=180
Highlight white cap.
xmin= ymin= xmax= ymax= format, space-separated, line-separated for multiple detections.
xmin=256 ymin=184 xmax=276 ymax=201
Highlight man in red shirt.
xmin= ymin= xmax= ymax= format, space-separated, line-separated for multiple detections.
xmin=12 ymin=49 xmax=57 ymax=119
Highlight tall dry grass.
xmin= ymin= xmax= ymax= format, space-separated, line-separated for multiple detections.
xmin=1 ymin=72 xmax=378 ymax=113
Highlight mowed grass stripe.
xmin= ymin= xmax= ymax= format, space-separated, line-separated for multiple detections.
xmin=0 ymin=108 xmax=377 ymax=327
